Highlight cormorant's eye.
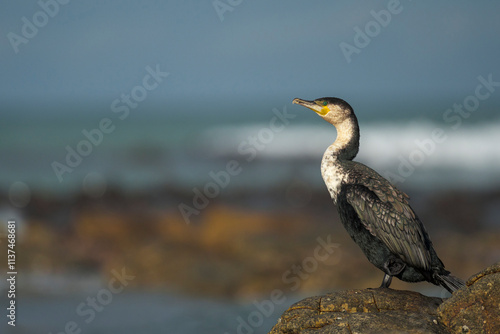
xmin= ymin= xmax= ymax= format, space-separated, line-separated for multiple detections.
xmin=322 ymin=101 xmax=328 ymax=106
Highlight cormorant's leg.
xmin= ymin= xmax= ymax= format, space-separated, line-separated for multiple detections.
xmin=380 ymin=274 xmax=392 ymax=288
xmin=380 ymin=258 xmax=405 ymax=288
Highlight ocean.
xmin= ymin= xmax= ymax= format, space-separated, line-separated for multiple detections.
xmin=3 ymin=290 xmax=297 ymax=334
xmin=2 ymin=99 xmax=500 ymax=201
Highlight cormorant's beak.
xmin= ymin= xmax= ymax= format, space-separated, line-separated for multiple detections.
xmin=293 ymin=98 xmax=328 ymax=116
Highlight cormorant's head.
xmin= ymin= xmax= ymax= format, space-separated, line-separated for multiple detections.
xmin=292 ymin=97 xmax=354 ymax=125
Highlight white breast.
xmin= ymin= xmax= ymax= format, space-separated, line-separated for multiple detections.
xmin=321 ymin=153 xmax=348 ymax=203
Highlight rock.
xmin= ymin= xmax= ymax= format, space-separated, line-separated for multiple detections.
xmin=438 ymin=262 xmax=500 ymax=333
xmin=268 ymin=288 xmax=446 ymax=334
xmin=269 ymin=262 xmax=500 ymax=334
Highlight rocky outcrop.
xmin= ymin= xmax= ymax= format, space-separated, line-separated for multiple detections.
xmin=269 ymin=262 xmax=499 ymax=334
xmin=268 ymin=288 xmax=445 ymax=334
xmin=438 ymin=262 xmax=500 ymax=333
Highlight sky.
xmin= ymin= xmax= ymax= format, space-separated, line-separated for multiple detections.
xmin=1 ymin=1 xmax=500 ymax=116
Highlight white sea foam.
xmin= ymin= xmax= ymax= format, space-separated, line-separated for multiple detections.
xmin=3 ymin=119 xmax=499 ymax=194
xmin=200 ymin=121 xmax=500 ymax=189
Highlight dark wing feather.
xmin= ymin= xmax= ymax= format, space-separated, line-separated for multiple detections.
xmin=343 ymin=161 xmax=432 ymax=270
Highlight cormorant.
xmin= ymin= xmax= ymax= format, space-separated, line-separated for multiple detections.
xmin=293 ymin=97 xmax=465 ymax=293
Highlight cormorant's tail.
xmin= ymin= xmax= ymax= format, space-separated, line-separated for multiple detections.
xmin=435 ymin=273 xmax=465 ymax=293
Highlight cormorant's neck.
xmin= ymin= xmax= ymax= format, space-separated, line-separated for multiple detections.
xmin=328 ymin=115 xmax=360 ymax=161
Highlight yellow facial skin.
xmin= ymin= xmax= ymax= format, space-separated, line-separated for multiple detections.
xmin=318 ymin=106 xmax=330 ymax=116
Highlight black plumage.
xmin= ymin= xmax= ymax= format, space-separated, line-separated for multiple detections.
xmin=292 ymin=97 xmax=464 ymax=293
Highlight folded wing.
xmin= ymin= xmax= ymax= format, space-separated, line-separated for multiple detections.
xmin=343 ymin=161 xmax=432 ymax=271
